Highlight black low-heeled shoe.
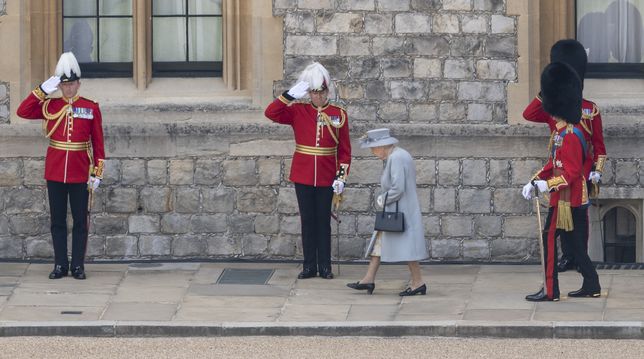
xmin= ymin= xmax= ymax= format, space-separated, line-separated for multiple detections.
xmin=297 ymin=269 xmax=316 ymax=279
xmin=525 ymin=287 xmax=559 ymax=302
xmin=399 ymin=283 xmax=427 ymax=296
xmin=319 ymin=270 xmax=334 ymax=279
xmin=48 ymin=265 xmax=68 ymax=280
xmin=71 ymin=266 xmax=86 ymax=280
xmin=347 ymin=281 xmax=375 ymax=294
xmin=568 ymin=287 xmax=601 ymax=298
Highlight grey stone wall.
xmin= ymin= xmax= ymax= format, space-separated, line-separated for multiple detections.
xmin=0 ymin=0 xmax=6 ymax=16
xmin=0 ymin=82 xmax=8 ymax=124
xmin=274 ymin=0 xmax=516 ymax=124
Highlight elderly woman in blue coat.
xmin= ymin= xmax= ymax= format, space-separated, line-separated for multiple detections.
xmin=347 ymin=128 xmax=429 ymax=296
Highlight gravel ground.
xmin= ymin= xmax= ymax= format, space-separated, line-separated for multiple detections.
xmin=1 ymin=337 xmax=643 ymax=359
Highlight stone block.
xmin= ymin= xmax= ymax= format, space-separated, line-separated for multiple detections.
xmin=275 ymin=0 xmax=297 ymax=10
xmin=449 ymin=36 xmax=484 ymax=56
xmin=161 ymin=213 xmax=191 ymax=234
xmin=242 ymin=234 xmax=268 ymax=256
xmin=486 ymin=36 xmax=516 ymax=57
xmin=284 ymin=11 xmax=314 ymax=33
xmin=237 ymin=188 xmax=276 ymax=213
xmin=0 ymin=236 xmax=22 ymax=258
xmin=490 ymin=159 xmax=509 ymax=186
xmin=269 ymin=234 xmax=298 ymax=257
xmin=463 ymin=239 xmax=489 ymax=260
xmin=417 ymin=188 xmax=431 ymax=213
xmin=381 ymin=58 xmax=412 ymax=78
xmin=342 ymin=188 xmax=372 ymax=211
xmin=407 ymin=37 xmax=450 ymax=56
xmin=357 ymin=215 xmax=375 ymax=235
xmin=491 ymin=14 xmax=514 ymax=33
xmin=347 ymin=159 xmax=382 ymax=185
xmin=23 ymin=160 xmax=46 ymax=186
xmin=444 ymin=59 xmax=475 ymax=79
xmin=395 ymin=13 xmax=431 ymax=33
xmin=254 ymin=215 xmax=280 ymax=234
xmin=372 ymin=37 xmax=406 ymax=56
xmin=433 ymin=187 xmax=456 ymax=212
xmin=493 ymin=188 xmax=530 ymax=214
xmin=511 ymin=159 xmax=543 ymax=186
xmin=286 ymin=35 xmax=337 ymax=56
xmin=86 ymin=235 xmax=105 ymax=257
xmin=202 ymin=187 xmax=235 ymax=213
xmin=337 ymin=81 xmax=365 ymax=100
xmin=474 ymin=0 xmax=504 ymax=11
xmin=349 ymin=57 xmax=380 ymax=78
xmin=615 ymin=161 xmax=638 ymax=185
xmin=298 ymin=0 xmax=334 ymax=9
xmin=423 ymin=215 xmax=440 ymax=236
xmin=378 ymin=102 xmax=408 ymax=122
xmin=223 ymin=160 xmax=257 ymax=186
xmin=191 ymin=214 xmax=227 ymax=233
xmin=337 ymin=235 xmax=365 ymax=258
xmin=101 ymin=159 xmax=120 ymax=186
xmin=338 ymin=0 xmax=375 ymax=10
xmin=459 ymin=189 xmax=492 ymax=213
xmin=475 ymin=215 xmax=502 ymax=237
xmin=281 ymin=216 xmax=301 ymax=235
xmin=413 ymin=58 xmax=442 ymax=78
xmin=258 ymin=159 xmax=281 ymax=186
xmin=318 ymin=58 xmax=350 ymax=80
xmin=284 ymin=57 xmax=313 ymax=80
xmin=491 ymin=238 xmax=530 ymax=260
xmin=128 ymin=215 xmax=160 ymax=233
xmin=317 ymin=13 xmax=363 ymax=33
xmin=439 ymin=103 xmax=467 ymax=122
xmin=458 ymin=81 xmax=504 ymax=101
xmin=433 ymin=14 xmax=459 ymax=33
xmin=443 ymin=0 xmax=472 ymax=10
xmin=504 ymin=216 xmax=537 ymax=238
xmin=277 ymin=187 xmax=299 ymax=214
xmin=426 ymin=81 xmax=456 ymax=101
xmin=172 ymin=235 xmax=208 ymax=257
xmin=411 ymin=0 xmax=442 ymax=12
xmin=338 ymin=36 xmax=371 ymax=56
xmin=492 ymin=103 xmax=507 ymax=123
xmin=121 ymin=160 xmax=146 ymax=185
xmin=377 ymin=0 xmax=410 ymax=11
xmin=229 ymin=214 xmax=255 ymax=234
xmin=8 ymin=215 xmax=49 ymax=236
xmin=467 ymin=103 xmax=494 ymax=122
xmin=139 ymin=235 xmax=172 ymax=256
xmin=462 ymin=15 xmax=488 ymax=33
xmin=147 ymin=160 xmax=167 ymax=185
xmin=106 ymin=187 xmax=138 ymax=213
xmin=409 ymin=104 xmax=439 ymax=122
xmin=175 ymin=187 xmax=200 ymax=213
xmin=431 ymin=239 xmax=461 ymax=259
xmin=206 ymin=235 xmax=240 ymax=256
xmin=390 ymin=80 xmax=427 ymax=100
xmin=25 ymin=236 xmax=53 ymax=258
xmin=476 ymin=60 xmax=516 ymax=80
xmin=140 ymin=187 xmax=172 ymax=213
xmin=365 ymin=13 xmax=392 ymax=34
xmin=438 ymin=160 xmax=460 ymax=185
xmin=364 ymin=80 xmax=389 ymax=100
xmin=462 ymin=159 xmax=487 ymax=185
xmin=416 ymin=160 xmax=436 ymax=185
xmin=4 ymin=188 xmax=46 ymax=214
xmin=93 ymin=215 xmax=128 ymax=235
xmin=194 ymin=159 xmax=221 ymax=185
xmin=169 ymin=160 xmax=194 ymax=185
xmin=106 ymin=235 xmax=138 ymax=257
xmin=600 ymin=160 xmax=614 ymax=185
xmin=442 ymin=216 xmax=473 ymax=236
xmin=347 ymin=103 xmax=378 ymax=122
xmin=0 ymin=216 xmax=8 ymax=235
xmin=0 ymin=160 xmax=20 ymax=186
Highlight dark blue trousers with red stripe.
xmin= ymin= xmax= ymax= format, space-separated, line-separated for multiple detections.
xmin=542 ymin=206 xmax=600 ymax=299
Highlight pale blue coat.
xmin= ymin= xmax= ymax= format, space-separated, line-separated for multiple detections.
xmin=376 ymin=147 xmax=429 ymax=262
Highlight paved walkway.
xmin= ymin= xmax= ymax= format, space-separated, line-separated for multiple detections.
xmin=1 ymin=262 xmax=643 ymax=338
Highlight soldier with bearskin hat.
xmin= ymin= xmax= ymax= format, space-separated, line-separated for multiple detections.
xmin=17 ymin=52 xmax=105 ymax=280
xmin=523 ymin=39 xmax=607 ymax=273
xmin=264 ymin=62 xmax=351 ymax=280
xmin=522 ymin=61 xmax=601 ymax=302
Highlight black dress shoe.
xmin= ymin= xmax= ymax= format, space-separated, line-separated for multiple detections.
xmin=525 ymin=287 xmax=559 ymax=302
xmin=568 ymin=287 xmax=601 ymax=298
xmin=557 ymin=257 xmax=575 ymax=272
xmin=399 ymin=284 xmax=427 ymax=296
xmin=318 ymin=270 xmax=334 ymax=279
xmin=297 ymin=269 xmax=316 ymax=279
xmin=48 ymin=265 xmax=68 ymax=279
xmin=347 ymin=281 xmax=375 ymax=294
xmin=71 ymin=266 xmax=86 ymax=280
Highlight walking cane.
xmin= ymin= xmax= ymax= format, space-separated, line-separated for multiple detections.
xmin=331 ymin=193 xmax=343 ymax=276
xmin=534 ymin=192 xmax=547 ymax=293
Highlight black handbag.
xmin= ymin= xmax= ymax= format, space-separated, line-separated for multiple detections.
xmin=374 ymin=193 xmax=405 ymax=232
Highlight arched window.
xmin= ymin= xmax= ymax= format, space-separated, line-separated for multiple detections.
xmin=603 ymin=206 xmax=637 ymax=263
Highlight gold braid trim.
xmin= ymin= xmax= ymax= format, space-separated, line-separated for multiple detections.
xmin=556 ymin=200 xmax=574 ymax=231
xmin=547 ymin=175 xmax=568 ymax=191
xmin=319 ymin=112 xmax=339 ymax=144
xmin=41 ymin=100 xmax=71 ymax=138
xmin=32 ymin=87 xmax=47 ymax=101
xmin=595 ymin=155 xmax=607 ymax=173
xmin=93 ymin=159 xmax=105 ymax=179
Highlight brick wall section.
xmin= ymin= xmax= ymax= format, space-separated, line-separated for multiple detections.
xmin=0 ymin=82 xmax=8 ymax=124
xmin=274 ymin=0 xmax=516 ymax=124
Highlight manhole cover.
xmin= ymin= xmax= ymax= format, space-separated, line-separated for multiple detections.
xmin=216 ymin=268 xmax=274 ymax=285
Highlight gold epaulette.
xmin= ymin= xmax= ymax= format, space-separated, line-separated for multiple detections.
xmin=32 ymin=87 xmax=47 ymax=101
xmin=80 ymin=96 xmax=98 ymax=104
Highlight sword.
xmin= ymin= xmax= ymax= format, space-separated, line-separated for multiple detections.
xmin=331 ymin=193 xmax=343 ymax=275
xmin=535 ymin=192 xmax=547 ymax=295
xmin=84 ymin=187 xmax=94 ymax=263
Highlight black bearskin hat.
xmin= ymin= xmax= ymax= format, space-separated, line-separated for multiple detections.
xmin=550 ymin=39 xmax=587 ymax=87
xmin=540 ymin=62 xmax=582 ymax=124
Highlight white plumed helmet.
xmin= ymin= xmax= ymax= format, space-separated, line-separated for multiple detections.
xmin=297 ymin=62 xmax=330 ymax=92
xmin=55 ymin=52 xmax=82 ymax=82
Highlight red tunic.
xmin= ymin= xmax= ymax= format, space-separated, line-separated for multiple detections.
xmin=534 ymin=123 xmax=588 ymax=208
xmin=523 ymin=96 xmax=607 ymax=174
xmin=17 ymin=90 xmax=106 ymax=183
xmin=264 ymin=94 xmax=351 ymax=187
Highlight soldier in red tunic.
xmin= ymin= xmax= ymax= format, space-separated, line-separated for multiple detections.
xmin=265 ymin=62 xmax=351 ymax=279
xmin=522 ymin=39 xmax=607 ymax=272
xmin=522 ymin=62 xmax=601 ymax=302
xmin=17 ymin=52 xmax=105 ymax=280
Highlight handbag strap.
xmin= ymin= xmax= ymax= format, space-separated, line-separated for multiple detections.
xmin=381 ymin=192 xmax=399 ymax=215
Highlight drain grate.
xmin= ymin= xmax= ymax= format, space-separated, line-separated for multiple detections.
xmin=216 ymin=268 xmax=274 ymax=285
xmin=596 ymin=263 xmax=644 ymax=270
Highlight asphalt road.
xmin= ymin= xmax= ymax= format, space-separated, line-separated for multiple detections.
xmin=1 ymin=337 xmax=643 ymax=358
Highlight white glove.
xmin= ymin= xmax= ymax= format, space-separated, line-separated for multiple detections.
xmin=40 ymin=76 xmax=61 ymax=95
xmin=589 ymin=171 xmax=601 ymax=184
xmin=287 ymin=81 xmax=309 ymax=99
xmin=332 ymin=179 xmax=345 ymax=194
xmin=88 ymin=176 xmax=101 ymax=191
xmin=534 ymin=180 xmax=548 ymax=193
xmin=521 ymin=182 xmax=534 ymax=200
